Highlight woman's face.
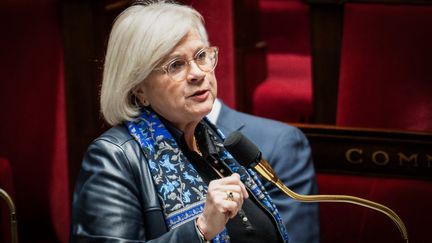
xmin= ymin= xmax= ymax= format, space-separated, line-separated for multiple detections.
xmin=137 ymin=29 xmax=217 ymax=131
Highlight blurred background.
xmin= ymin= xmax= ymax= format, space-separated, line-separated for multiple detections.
xmin=0 ymin=0 xmax=431 ymax=242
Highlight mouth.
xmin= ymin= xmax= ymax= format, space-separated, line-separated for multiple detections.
xmin=188 ymin=89 xmax=210 ymax=102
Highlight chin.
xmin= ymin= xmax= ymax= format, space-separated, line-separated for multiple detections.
xmin=199 ymin=106 xmax=212 ymax=117
xmin=195 ymin=102 xmax=213 ymax=117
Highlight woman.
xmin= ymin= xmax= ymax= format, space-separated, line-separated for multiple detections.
xmin=71 ymin=1 xmax=289 ymax=242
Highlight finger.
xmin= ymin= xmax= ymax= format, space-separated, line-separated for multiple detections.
xmin=222 ymin=191 xmax=244 ymax=219
xmin=229 ymin=174 xmax=249 ymax=199
xmin=209 ymin=174 xmax=248 ymax=201
xmin=224 ymin=191 xmax=242 ymax=203
xmin=213 ymin=189 xmax=240 ymax=203
xmin=217 ymin=173 xmax=242 ymax=185
xmin=215 ymin=190 xmax=244 ymax=209
xmin=231 ymin=173 xmax=240 ymax=180
xmin=219 ymin=188 xmax=245 ymax=207
xmin=215 ymin=184 xmax=243 ymax=194
xmin=230 ymin=174 xmax=249 ymax=199
xmin=224 ymin=174 xmax=249 ymax=199
xmin=240 ymin=181 xmax=249 ymax=199
xmin=207 ymin=186 xmax=242 ymax=207
xmin=220 ymin=200 xmax=240 ymax=219
xmin=209 ymin=191 xmax=242 ymax=220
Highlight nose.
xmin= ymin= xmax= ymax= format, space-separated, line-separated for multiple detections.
xmin=186 ymin=60 xmax=205 ymax=83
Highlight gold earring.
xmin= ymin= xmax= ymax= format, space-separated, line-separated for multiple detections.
xmin=142 ymin=99 xmax=150 ymax=106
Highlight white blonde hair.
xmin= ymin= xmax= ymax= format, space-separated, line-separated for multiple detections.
xmin=100 ymin=1 xmax=209 ymax=125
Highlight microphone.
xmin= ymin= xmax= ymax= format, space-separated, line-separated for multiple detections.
xmin=223 ymin=131 xmax=409 ymax=243
xmin=223 ymin=131 xmax=279 ymax=185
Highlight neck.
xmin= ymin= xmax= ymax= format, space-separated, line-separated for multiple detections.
xmin=181 ymin=122 xmax=200 ymax=152
xmin=162 ymin=115 xmax=202 ymax=153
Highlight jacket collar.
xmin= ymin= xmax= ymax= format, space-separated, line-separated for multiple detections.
xmin=215 ymin=101 xmax=246 ymax=133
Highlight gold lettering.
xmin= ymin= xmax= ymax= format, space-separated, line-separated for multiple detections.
xmin=346 ymin=148 xmax=363 ymax=164
xmin=372 ymin=151 xmax=389 ymax=166
xmin=398 ymin=153 xmax=418 ymax=167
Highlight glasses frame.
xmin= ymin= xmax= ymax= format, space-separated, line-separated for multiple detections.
xmin=154 ymin=46 xmax=219 ymax=82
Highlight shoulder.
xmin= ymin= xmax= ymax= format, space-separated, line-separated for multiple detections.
xmin=87 ymin=125 xmax=144 ymax=156
xmin=83 ymin=125 xmax=144 ymax=173
xmin=95 ymin=125 xmax=135 ymax=147
xmin=221 ymin=104 xmax=303 ymax=138
xmin=217 ymin=105 xmax=311 ymax=161
xmin=243 ymin=111 xmax=297 ymax=132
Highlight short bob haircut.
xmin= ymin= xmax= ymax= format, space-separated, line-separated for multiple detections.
xmin=101 ymin=1 xmax=209 ymax=125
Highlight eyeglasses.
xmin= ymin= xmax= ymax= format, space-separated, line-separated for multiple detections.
xmin=155 ymin=46 xmax=218 ymax=82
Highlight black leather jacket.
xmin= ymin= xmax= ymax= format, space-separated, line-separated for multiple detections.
xmin=70 ymin=125 xmax=202 ymax=242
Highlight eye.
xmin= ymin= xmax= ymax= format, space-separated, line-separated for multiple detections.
xmin=167 ymin=59 xmax=186 ymax=74
xmin=195 ymin=49 xmax=208 ymax=63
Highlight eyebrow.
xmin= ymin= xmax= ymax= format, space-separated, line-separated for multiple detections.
xmin=165 ymin=46 xmax=206 ymax=61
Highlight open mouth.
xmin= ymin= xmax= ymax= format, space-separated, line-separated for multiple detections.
xmin=189 ymin=89 xmax=209 ymax=101
xmin=192 ymin=90 xmax=207 ymax=96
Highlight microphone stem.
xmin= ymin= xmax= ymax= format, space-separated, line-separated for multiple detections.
xmin=253 ymin=162 xmax=408 ymax=243
xmin=0 ymin=188 xmax=18 ymax=243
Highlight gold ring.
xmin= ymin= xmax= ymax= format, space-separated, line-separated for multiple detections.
xmin=226 ymin=191 xmax=234 ymax=201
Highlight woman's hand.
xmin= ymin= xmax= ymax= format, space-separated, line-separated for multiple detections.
xmin=196 ymin=173 xmax=249 ymax=240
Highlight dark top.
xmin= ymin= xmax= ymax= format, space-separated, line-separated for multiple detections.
xmin=216 ymin=102 xmax=320 ymax=243
xmin=161 ymin=118 xmax=283 ymax=243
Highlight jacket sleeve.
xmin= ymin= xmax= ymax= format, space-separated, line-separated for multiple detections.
xmin=70 ymin=138 xmax=202 ymax=243
xmin=264 ymin=126 xmax=320 ymax=243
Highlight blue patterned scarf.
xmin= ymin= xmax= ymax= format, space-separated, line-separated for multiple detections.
xmin=126 ymin=108 xmax=289 ymax=242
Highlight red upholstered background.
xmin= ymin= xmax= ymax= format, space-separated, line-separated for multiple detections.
xmin=185 ymin=0 xmax=237 ymax=108
xmin=1 ymin=1 xmax=431 ymax=243
xmin=328 ymin=5 xmax=432 ymax=243
xmin=0 ymin=0 xmax=70 ymax=242
xmin=337 ymin=4 xmax=432 ymax=132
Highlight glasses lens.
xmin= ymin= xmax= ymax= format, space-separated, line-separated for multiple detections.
xmin=167 ymin=59 xmax=186 ymax=74
xmin=166 ymin=59 xmax=187 ymax=81
xmin=165 ymin=47 xmax=218 ymax=82
xmin=196 ymin=47 xmax=217 ymax=72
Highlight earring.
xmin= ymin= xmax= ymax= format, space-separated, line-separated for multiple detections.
xmin=142 ymin=99 xmax=150 ymax=106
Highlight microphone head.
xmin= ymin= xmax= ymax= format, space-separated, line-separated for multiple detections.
xmin=223 ymin=131 xmax=261 ymax=167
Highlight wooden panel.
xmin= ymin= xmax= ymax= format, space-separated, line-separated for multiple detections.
xmin=296 ymin=124 xmax=432 ymax=179
xmin=62 ymin=0 xmax=122 ymax=194
xmin=309 ymin=4 xmax=343 ymax=124
xmin=233 ymin=0 xmax=267 ymax=113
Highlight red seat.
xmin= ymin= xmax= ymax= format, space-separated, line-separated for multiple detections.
xmin=337 ymin=3 xmax=432 ymax=131
xmin=253 ymin=54 xmax=312 ymax=122
xmin=253 ymin=0 xmax=313 ymax=123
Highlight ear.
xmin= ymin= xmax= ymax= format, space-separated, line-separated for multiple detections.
xmin=133 ymin=84 xmax=150 ymax=107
